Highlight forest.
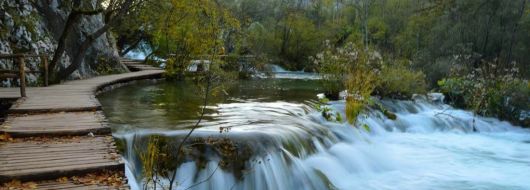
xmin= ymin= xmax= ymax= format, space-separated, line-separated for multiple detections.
xmin=112 ymin=0 xmax=529 ymax=126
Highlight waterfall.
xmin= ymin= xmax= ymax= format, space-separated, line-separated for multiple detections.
xmin=117 ymin=95 xmax=530 ymax=190
xmin=265 ymin=64 xmax=321 ymax=80
xmin=269 ymin=64 xmax=288 ymax=73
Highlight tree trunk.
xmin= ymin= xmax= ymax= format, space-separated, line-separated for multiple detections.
xmin=48 ymin=12 xmax=82 ymax=74
xmin=506 ymin=0 xmax=526 ymax=66
xmin=48 ymin=0 xmax=103 ymax=82
xmin=57 ymin=0 xmax=134 ymax=80
xmin=57 ymin=24 xmax=112 ymax=80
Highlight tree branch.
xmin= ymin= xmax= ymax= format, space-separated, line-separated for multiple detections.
xmin=183 ymin=163 xmax=221 ymax=190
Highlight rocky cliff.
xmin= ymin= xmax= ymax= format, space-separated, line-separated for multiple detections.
xmin=0 ymin=0 xmax=128 ymax=87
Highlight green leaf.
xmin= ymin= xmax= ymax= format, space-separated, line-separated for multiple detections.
xmin=362 ymin=124 xmax=371 ymax=132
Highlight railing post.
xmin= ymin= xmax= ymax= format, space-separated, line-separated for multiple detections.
xmin=18 ymin=56 xmax=26 ymax=97
xmin=43 ymin=55 xmax=49 ymax=86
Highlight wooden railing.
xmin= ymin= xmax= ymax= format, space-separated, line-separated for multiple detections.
xmin=0 ymin=54 xmax=49 ymax=97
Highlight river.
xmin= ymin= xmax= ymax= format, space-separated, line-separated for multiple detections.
xmin=97 ymin=77 xmax=530 ymax=190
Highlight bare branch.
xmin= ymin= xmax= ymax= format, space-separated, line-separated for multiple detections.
xmin=184 ymin=163 xmax=221 ymax=190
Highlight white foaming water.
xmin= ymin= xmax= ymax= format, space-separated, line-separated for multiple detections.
xmin=265 ymin=64 xmax=321 ymax=80
xmin=121 ymin=97 xmax=530 ymax=190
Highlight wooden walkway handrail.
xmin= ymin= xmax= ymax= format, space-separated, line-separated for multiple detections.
xmin=0 ymin=54 xmax=47 ymax=58
xmin=0 ymin=54 xmax=49 ymax=97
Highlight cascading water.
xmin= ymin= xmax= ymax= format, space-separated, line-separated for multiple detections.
xmin=98 ymin=80 xmax=530 ymax=190
xmin=266 ymin=64 xmax=321 ymax=80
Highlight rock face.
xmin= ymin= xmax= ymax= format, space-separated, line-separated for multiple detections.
xmin=0 ymin=0 xmax=128 ymax=87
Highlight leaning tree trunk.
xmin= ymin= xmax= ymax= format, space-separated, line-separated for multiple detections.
xmin=45 ymin=0 xmax=103 ymax=82
xmin=49 ymin=13 xmax=81 ymax=74
xmin=57 ymin=24 xmax=111 ymax=80
xmin=57 ymin=0 xmax=134 ymax=80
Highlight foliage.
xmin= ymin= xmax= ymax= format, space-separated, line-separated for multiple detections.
xmin=136 ymin=134 xmax=253 ymax=189
xmin=2 ymin=6 xmax=39 ymax=40
xmin=314 ymin=97 xmax=343 ymax=123
xmin=309 ymin=41 xmax=353 ymax=97
xmin=313 ymin=40 xmax=427 ymax=124
xmin=362 ymin=124 xmax=371 ymax=133
xmin=94 ymin=56 xmax=120 ymax=75
xmin=135 ymin=0 xmax=240 ymax=80
xmin=376 ymin=61 xmax=428 ymax=99
xmin=137 ymin=25 xmax=238 ymax=188
xmin=312 ymin=41 xmax=383 ymax=124
xmin=344 ymin=68 xmax=379 ymax=124
xmin=114 ymin=0 xmax=530 ymax=81
xmin=439 ymin=61 xmax=530 ymax=127
xmin=138 ymin=135 xmax=161 ymax=187
xmin=276 ymin=12 xmax=324 ymax=70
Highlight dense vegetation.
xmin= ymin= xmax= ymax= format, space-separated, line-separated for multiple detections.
xmin=118 ymin=0 xmax=528 ymax=76
xmin=111 ymin=0 xmax=529 ymax=126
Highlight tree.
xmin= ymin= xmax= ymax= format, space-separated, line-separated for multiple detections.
xmin=56 ymin=0 xmax=144 ymax=80
xmin=47 ymin=0 xmax=105 ymax=78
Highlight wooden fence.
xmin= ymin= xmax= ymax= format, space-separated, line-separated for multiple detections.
xmin=0 ymin=54 xmax=49 ymax=97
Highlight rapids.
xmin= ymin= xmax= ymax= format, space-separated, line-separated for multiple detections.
xmin=98 ymin=79 xmax=530 ymax=190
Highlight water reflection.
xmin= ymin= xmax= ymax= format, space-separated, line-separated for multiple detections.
xmin=98 ymin=79 xmax=324 ymax=131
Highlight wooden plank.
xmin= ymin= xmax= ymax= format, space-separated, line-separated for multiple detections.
xmin=121 ymin=59 xmax=162 ymax=71
xmin=0 ymin=73 xmax=19 ymax=79
xmin=36 ymin=182 xmax=129 ymax=190
xmin=35 ymin=172 xmax=129 ymax=190
xmin=0 ymin=112 xmax=111 ymax=137
xmin=0 ymin=137 xmax=123 ymax=183
xmin=0 ymin=162 xmax=123 ymax=183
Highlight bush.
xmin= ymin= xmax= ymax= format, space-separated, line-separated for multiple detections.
xmin=312 ymin=42 xmax=384 ymax=124
xmin=164 ymin=54 xmax=198 ymax=80
xmin=376 ymin=63 xmax=428 ymax=99
xmin=310 ymin=41 xmax=350 ymax=97
xmin=439 ymin=77 xmax=530 ymax=127
xmin=313 ymin=42 xmax=429 ymax=124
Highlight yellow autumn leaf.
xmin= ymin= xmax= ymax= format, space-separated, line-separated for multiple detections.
xmin=56 ymin=177 xmax=69 ymax=183
xmin=24 ymin=182 xmax=38 ymax=189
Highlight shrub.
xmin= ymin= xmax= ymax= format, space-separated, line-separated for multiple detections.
xmin=164 ymin=56 xmax=191 ymax=80
xmin=312 ymin=41 xmax=384 ymax=124
xmin=310 ymin=41 xmax=351 ymax=98
xmin=313 ymin=41 xmax=431 ymax=124
xmin=376 ymin=63 xmax=428 ymax=99
xmin=313 ymin=42 xmax=429 ymax=124
xmin=344 ymin=67 xmax=380 ymax=124
xmin=438 ymin=61 xmax=530 ymax=127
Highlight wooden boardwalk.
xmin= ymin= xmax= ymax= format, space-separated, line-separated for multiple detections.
xmin=0 ymin=59 xmax=163 ymax=189
xmin=1 ymin=112 xmax=110 ymax=137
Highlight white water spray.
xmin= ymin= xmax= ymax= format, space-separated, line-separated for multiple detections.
xmin=117 ymin=95 xmax=530 ymax=190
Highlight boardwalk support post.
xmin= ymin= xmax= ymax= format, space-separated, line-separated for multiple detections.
xmin=18 ymin=56 xmax=26 ymax=97
xmin=43 ymin=55 xmax=49 ymax=87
